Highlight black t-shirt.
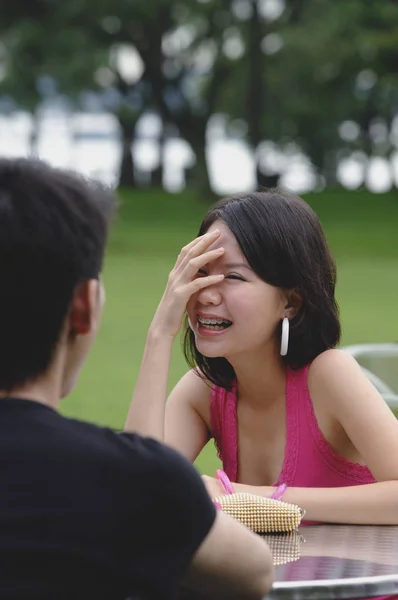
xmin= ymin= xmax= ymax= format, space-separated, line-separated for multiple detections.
xmin=0 ymin=398 xmax=216 ymax=600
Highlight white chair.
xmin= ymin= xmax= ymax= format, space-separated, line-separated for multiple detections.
xmin=342 ymin=343 xmax=398 ymax=410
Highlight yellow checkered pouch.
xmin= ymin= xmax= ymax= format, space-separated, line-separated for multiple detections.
xmin=213 ymin=492 xmax=305 ymax=533
xmin=213 ymin=470 xmax=305 ymax=534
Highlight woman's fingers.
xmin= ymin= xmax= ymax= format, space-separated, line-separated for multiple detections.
xmin=168 ymin=247 xmax=224 ymax=291
xmin=153 ymin=229 xmax=225 ymax=338
xmin=183 ymin=247 xmax=225 ymax=277
xmin=188 ymin=273 xmax=225 ymax=295
xmin=174 ymin=229 xmax=221 ymax=270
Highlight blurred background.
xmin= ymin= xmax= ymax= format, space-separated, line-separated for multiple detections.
xmin=1 ymin=0 xmax=397 ymax=472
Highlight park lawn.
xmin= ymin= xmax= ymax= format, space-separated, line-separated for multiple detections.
xmin=62 ymin=188 xmax=398 ymax=474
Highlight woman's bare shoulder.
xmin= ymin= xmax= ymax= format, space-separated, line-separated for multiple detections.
xmin=168 ymin=369 xmax=213 ymax=419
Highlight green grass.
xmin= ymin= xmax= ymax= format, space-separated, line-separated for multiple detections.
xmin=62 ymin=188 xmax=398 ymax=475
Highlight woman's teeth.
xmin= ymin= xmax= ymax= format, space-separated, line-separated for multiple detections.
xmin=197 ymin=316 xmax=232 ymax=330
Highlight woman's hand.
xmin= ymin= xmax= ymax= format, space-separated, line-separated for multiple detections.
xmin=202 ymin=475 xmax=228 ymax=500
xmin=150 ymin=229 xmax=225 ymax=339
xmin=202 ymin=476 xmax=275 ymax=500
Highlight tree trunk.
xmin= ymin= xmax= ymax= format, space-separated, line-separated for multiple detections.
xmin=255 ymin=162 xmax=280 ymax=189
xmin=29 ymin=111 xmax=40 ymax=156
xmin=118 ymin=122 xmax=137 ymax=188
xmin=151 ymin=121 xmax=165 ymax=188
xmin=322 ymin=149 xmax=340 ymax=188
xmin=151 ymin=161 xmax=164 ymax=188
xmin=185 ymin=140 xmax=214 ymax=200
xmin=246 ymin=0 xmax=270 ymax=190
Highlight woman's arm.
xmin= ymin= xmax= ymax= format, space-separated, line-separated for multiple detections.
xmin=124 ymin=329 xmax=173 ymax=440
xmin=233 ymin=481 xmax=398 ymax=524
xmin=124 ymin=335 xmax=212 ymax=462
xmin=125 ymin=229 xmax=224 ymax=442
xmin=202 ymin=475 xmax=398 ymax=525
xmin=165 ymin=370 xmax=213 ymax=461
xmin=203 ymin=350 xmax=398 ymax=524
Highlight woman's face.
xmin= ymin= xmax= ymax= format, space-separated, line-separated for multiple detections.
xmin=186 ymin=220 xmax=287 ymax=361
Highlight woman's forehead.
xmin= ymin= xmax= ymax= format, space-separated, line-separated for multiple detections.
xmin=207 ymin=221 xmax=243 ymax=255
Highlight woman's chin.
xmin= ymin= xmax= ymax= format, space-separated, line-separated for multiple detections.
xmin=195 ymin=340 xmax=226 ymax=359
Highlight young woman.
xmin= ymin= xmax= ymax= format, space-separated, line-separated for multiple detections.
xmin=126 ymin=190 xmax=398 ymax=526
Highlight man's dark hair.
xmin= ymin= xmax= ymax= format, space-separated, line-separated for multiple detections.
xmin=183 ymin=190 xmax=341 ymax=389
xmin=0 ymin=158 xmax=116 ymax=390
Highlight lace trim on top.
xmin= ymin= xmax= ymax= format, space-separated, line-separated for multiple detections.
xmin=210 ymin=382 xmax=238 ymax=482
xmin=210 ymin=364 xmax=376 ymax=487
xmin=210 ymin=371 xmax=299 ymax=486
xmin=274 ymin=368 xmax=300 ymax=486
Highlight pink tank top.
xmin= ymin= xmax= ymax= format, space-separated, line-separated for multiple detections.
xmin=210 ymin=363 xmax=376 ymax=489
xmin=210 ymin=365 xmax=395 ymax=600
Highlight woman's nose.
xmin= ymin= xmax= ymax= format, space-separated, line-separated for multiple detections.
xmin=196 ymin=283 xmax=222 ymax=306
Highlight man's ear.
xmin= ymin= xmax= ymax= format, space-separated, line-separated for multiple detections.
xmin=69 ymin=280 xmax=99 ymax=335
xmin=284 ymin=289 xmax=303 ymax=319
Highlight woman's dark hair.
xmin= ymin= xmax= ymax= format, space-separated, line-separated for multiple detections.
xmin=183 ymin=190 xmax=341 ymax=389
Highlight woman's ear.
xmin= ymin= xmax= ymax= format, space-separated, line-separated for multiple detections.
xmin=284 ymin=289 xmax=303 ymax=319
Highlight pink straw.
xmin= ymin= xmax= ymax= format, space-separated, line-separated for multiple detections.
xmin=271 ymin=483 xmax=287 ymax=501
xmin=216 ymin=469 xmax=234 ymax=494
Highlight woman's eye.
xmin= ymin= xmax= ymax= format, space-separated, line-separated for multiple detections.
xmin=197 ymin=270 xmax=245 ymax=281
xmin=226 ymin=273 xmax=245 ymax=281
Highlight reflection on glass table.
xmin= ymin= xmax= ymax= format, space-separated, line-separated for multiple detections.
xmin=261 ymin=531 xmax=304 ymax=567
xmin=269 ymin=524 xmax=398 ymax=599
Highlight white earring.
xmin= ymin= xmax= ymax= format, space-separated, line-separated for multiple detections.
xmin=280 ymin=317 xmax=289 ymax=356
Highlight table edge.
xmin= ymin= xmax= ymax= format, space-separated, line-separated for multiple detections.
xmin=269 ymin=573 xmax=398 ymax=599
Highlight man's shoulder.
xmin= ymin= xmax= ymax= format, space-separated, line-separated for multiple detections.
xmin=58 ymin=413 xmax=195 ymax=478
xmin=57 ymin=412 xmax=158 ymax=455
xmin=23 ymin=406 xmax=214 ymax=516
xmin=64 ymin=419 xmax=216 ymax=524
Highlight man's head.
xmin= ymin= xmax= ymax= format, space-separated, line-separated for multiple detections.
xmin=0 ymin=158 xmax=116 ymax=398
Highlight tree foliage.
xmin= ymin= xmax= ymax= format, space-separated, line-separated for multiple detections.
xmin=1 ymin=0 xmax=398 ymax=194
